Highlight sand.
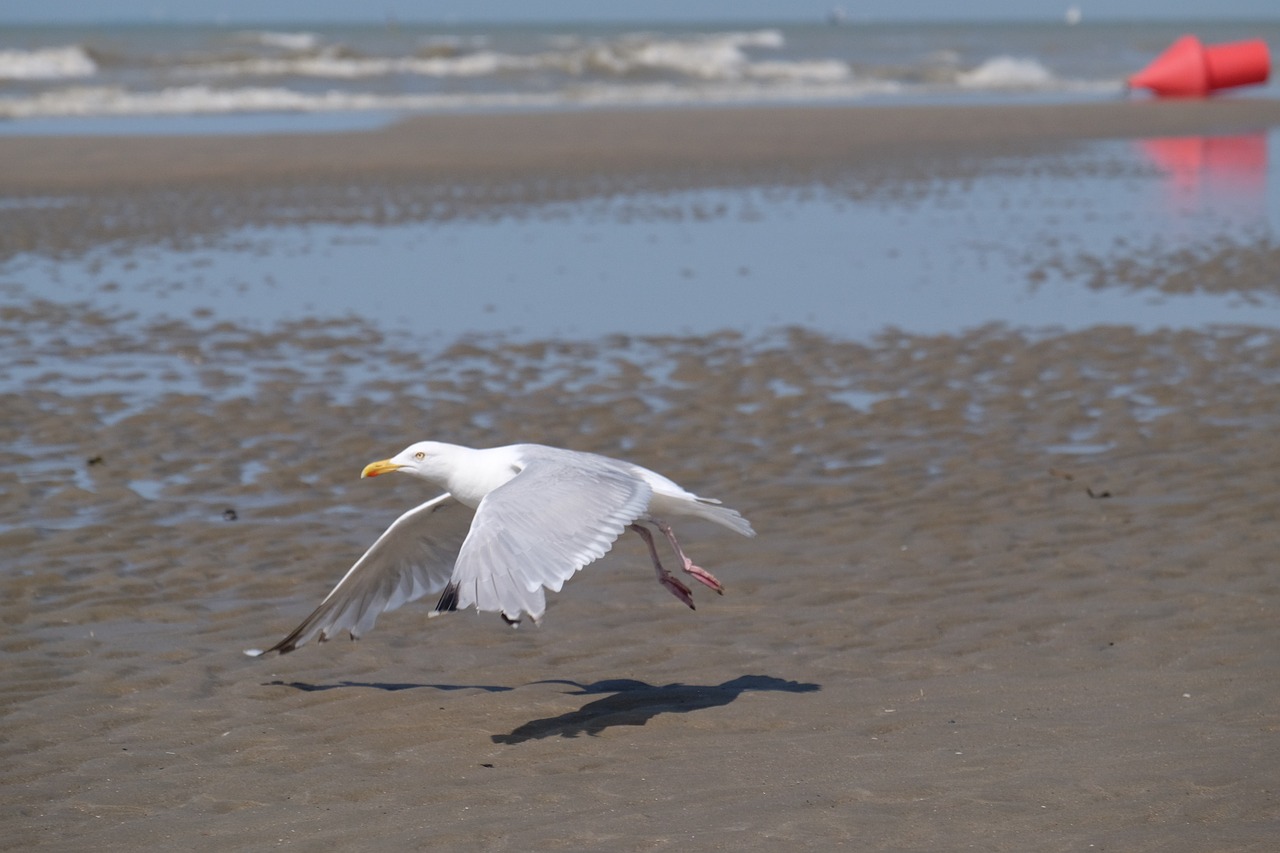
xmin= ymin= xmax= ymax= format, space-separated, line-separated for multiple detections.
xmin=5 ymin=100 xmax=1280 ymax=195
xmin=3 ymin=102 xmax=1280 ymax=851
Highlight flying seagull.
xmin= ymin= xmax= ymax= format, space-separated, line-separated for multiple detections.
xmin=248 ymin=441 xmax=754 ymax=656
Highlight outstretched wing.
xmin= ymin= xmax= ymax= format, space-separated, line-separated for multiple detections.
xmin=251 ymin=493 xmax=471 ymax=655
xmin=451 ymin=455 xmax=652 ymax=622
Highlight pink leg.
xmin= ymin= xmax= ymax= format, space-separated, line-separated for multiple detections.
xmin=630 ymin=524 xmax=695 ymax=609
xmin=655 ymin=520 xmax=724 ymax=594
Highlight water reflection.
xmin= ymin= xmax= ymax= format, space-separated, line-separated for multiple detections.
xmin=1135 ymin=132 xmax=1269 ymax=220
xmin=3 ymin=133 xmax=1278 ymax=343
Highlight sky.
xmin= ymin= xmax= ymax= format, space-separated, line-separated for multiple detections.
xmin=5 ymin=0 xmax=1278 ymax=24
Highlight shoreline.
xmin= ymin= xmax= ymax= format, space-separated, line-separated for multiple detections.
xmin=3 ymin=99 xmax=1280 ymax=194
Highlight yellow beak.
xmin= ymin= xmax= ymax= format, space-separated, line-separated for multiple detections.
xmin=360 ymin=459 xmax=404 ymax=479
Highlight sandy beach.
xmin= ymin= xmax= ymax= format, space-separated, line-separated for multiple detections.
xmin=3 ymin=101 xmax=1280 ymax=850
xmin=5 ymin=99 xmax=1280 ymax=194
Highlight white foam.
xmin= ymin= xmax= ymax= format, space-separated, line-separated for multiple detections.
xmin=0 ymin=45 xmax=97 ymax=80
xmin=185 ymin=49 xmax=517 ymax=80
xmin=621 ymin=30 xmax=784 ymax=80
xmin=0 ymin=77 xmax=905 ymax=120
xmin=0 ymin=84 xmax=538 ymax=118
xmin=236 ymin=30 xmax=322 ymax=52
xmin=0 ymin=85 xmax=376 ymax=118
xmin=957 ymin=56 xmax=1056 ymax=89
xmin=561 ymin=29 xmax=796 ymax=82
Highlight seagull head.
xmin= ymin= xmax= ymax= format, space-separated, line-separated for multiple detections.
xmin=361 ymin=441 xmax=454 ymax=482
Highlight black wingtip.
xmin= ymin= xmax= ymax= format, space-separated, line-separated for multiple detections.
xmin=246 ymin=639 xmax=295 ymax=657
xmin=255 ymin=626 xmax=314 ymax=657
xmin=435 ymin=583 xmax=460 ymax=614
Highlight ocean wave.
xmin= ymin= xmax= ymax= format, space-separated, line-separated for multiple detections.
xmin=573 ymin=29 xmax=790 ymax=80
xmin=0 ymin=42 xmax=1120 ymax=121
xmin=0 ymin=45 xmax=97 ymax=80
xmin=235 ymin=31 xmax=323 ymax=52
xmin=956 ymin=56 xmax=1056 ymax=89
xmin=186 ymin=48 xmax=517 ymax=80
xmin=0 ymin=85 xmax=383 ymax=118
xmin=0 ymin=73 xmax=1126 ymax=121
xmin=0 ymin=79 xmax=910 ymax=119
xmin=167 ymin=29 xmax=842 ymax=84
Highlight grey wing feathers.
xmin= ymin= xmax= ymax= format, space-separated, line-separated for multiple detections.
xmin=452 ymin=454 xmax=652 ymax=621
xmin=254 ymin=493 xmax=469 ymax=655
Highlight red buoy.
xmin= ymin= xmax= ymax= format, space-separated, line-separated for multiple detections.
xmin=1128 ymin=35 xmax=1270 ymax=97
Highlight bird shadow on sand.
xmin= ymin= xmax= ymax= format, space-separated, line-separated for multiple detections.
xmin=264 ymin=679 xmax=513 ymax=693
xmin=492 ymin=674 xmax=820 ymax=745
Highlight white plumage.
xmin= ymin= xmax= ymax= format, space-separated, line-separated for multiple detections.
xmin=248 ymin=441 xmax=754 ymax=656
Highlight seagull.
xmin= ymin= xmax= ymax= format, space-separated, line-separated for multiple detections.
xmin=248 ymin=441 xmax=754 ymax=656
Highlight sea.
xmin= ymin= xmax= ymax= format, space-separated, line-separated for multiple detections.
xmin=1 ymin=18 xmax=1278 ymax=134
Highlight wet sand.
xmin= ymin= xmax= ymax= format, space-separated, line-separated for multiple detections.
xmin=6 ymin=100 xmax=1280 ymax=268
xmin=5 ymin=100 xmax=1280 ymax=195
xmin=4 ymin=103 xmax=1280 ymax=850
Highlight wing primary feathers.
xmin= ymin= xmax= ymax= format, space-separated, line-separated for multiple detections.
xmin=250 ymin=493 xmax=466 ymax=656
xmin=434 ymin=583 xmax=459 ymax=614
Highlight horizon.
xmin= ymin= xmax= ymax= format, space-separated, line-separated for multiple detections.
xmin=9 ymin=13 xmax=1280 ymax=26
xmin=7 ymin=0 xmax=1279 ymax=26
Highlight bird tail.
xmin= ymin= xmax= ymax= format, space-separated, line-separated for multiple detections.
xmin=692 ymin=498 xmax=756 ymax=537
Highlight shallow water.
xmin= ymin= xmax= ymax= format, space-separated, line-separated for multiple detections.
xmin=5 ymin=130 xmax=1276 ymax=352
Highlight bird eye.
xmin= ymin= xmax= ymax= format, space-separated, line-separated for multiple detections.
xmin=414 ymin=451 xmax=425 ymax=460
